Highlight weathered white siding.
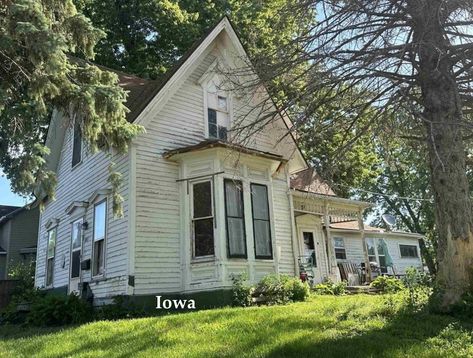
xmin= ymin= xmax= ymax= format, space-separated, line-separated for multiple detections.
xmin=35 ymin=111 xmax=130 ymax=299
xmin=133 ymin=36 xmax=300 ymax=294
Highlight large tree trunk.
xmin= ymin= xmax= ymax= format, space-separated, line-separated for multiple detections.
xmin=411 ymin=0 xmax=473 ymax=308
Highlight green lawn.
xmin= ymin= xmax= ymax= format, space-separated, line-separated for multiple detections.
xmin=0 ymin=294 xmax=472 ymax=357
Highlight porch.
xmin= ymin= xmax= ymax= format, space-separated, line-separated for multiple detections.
xmin=290 ymin=189 xmax=373 ymax=285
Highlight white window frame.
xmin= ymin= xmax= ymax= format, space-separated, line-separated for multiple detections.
xmin=333 ymin=237 xmax=347 ymax=260
xmin=199 ymin=64 xmax=233 ymax=140
xmin=367 ymin=238 xmax=389 ymax=273
xmin=92 ymin=199 xmax=107 ymax=277
xmin=190 ymin=179 xmax=215 ymax=260
xmin=250 ymin=182 xmax=273 ymax=260
xmin=399 ymin=243 xmax=419 ymax=258
xmin=45 ymin=227 xmax=57 ymax=287
xmin=70 ymin=218 xmax=83 ymax=280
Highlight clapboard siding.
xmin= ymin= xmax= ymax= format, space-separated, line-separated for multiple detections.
xmin=35 ymin=111 xmax=130 ymax=298
xmin=133 ymin=38 xmax=300 ymax=294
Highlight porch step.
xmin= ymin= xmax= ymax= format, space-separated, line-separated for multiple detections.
xmin=346 ymin=285 xmax=381 ymax=294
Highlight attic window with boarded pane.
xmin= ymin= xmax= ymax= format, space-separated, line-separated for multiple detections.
xmin=207 ymin=88 xmax=229 ymax=141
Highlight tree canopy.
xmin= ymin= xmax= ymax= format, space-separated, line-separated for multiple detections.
xmin=0 ymin=0 xmax=143 ymax=206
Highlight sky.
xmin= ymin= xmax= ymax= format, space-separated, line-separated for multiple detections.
xmin=0 ymin=170 xmax=28 ymax=207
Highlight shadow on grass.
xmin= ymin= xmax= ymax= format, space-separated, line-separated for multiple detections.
xmin=0 ymin=304 xmax=468 ymax=357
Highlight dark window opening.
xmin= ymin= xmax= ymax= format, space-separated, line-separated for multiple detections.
xmin=400 ymin=244 xmax=418 ymax=258
xmin=251 ymin=184 xmax=272 ymax=259
xmin=72 ymin=120 xmax=82 ymax=167
xmin=224 ymin=180 xmax=246 ymax=258
xmin=193 ymin=181 xmax=214 ymax=257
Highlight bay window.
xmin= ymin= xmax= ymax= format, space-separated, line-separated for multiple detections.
xmin=250 ymin=183 xmax=272 ymax=259
xmin=192 ymin=181 xmax=215 ymax=258
xmin=224 ymin=179 xmax=246 ymax=258
xmin=92 ymin=200 xmax=107 ymax=276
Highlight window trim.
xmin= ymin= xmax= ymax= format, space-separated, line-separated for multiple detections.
xmin=399 ymin=243 xmax=419 ymax=258
xmin=69 ymin=218 xmax=83 ymax=280
xmin=201 ymin=72 xmax=232 ymax=141
xmin=190 ymin=179 xmax=215 ymax=260
xmin=71 ymin=119 xmax=82 ymax=168
xmin=45 ymin=226 xmax=57 ymax=288
xmin=224 ymin=179 xmax=247 ymax=259
xmin=250 ymin=183 xmax=273 ymax=260
xmin=333 ymin=237 xmax=347 ymax=260
xmin=92 ymin=199 xmax=107 ymax=278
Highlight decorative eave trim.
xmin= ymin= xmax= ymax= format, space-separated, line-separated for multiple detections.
xmin=45 ymin=218 xmax=60 ymax=230
xmin=65 ymin=201 xmax=89 ymax=216
xmin=88 ymin=188 xmax=112 ymax=204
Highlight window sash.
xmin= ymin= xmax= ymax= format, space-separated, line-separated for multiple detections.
xmin=70 ymin=219 xmax=82 ymax=279
xmin=335 ymin=248 xmax=347 ymax=260
xmin=400 ymin=244 xmax=418 ymax=258
xmin=47 ymin=228 xmax=56 ymax=259
xmin=224 ymin=179 xmax=247 ymax=258
xmin=93 ymin=239 xmax=105 ymax=276
xmin=72 ymin=120 xmax=82 ymax=167
xmin=250 ymin=183 xmax=272 ymax=259
xmin=92 ymin=200 xmax=107 ymax=276
xmin=192 ymin=180 xmax=215 ymax=258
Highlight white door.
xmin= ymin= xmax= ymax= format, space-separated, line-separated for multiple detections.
xmin=69 ymin=218 xmax=83 ymax=294
xmin=299 ymin=228 xmax=323 ymax=284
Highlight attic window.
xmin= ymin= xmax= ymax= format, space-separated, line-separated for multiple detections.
xmin=207 ymin=87 xmax=229 ymax=141
xmin=72 ymin=120 xmax=82 ymax=167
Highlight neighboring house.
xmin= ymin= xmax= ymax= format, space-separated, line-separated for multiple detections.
xmin=0 ymin=205 xmax=39 ymax=279
xmin=34 ymin=17 xmax=424 ymax=305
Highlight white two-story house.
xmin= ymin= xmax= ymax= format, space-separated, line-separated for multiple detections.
xmin=34 ymin=17 xmax=423 ymax=305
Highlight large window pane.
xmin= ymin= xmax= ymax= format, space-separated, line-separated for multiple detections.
xmin=192 ymin=181 xmax=214 ymax=258
xmin=93 ymin=240 xmax=104 ymax=276
xmin=251 ymin=184 xmax=272 ymax=259
xmin=225 ymin=180 xmax=246 ymax=258
xmin=194 ymin=218 xmax=214 ymax=257
xmin=94 ymin=201 xmax=106 ymax=241
xmin=251 ymin=185 xmax=269 ymax=220
xmin=193 ymin=182 xmax=212 ymax=218
xmin=71 ymin=250 xmax=81 ymax=278
xmin=47 ymin=229 xmax=56 ymax=259
xmin=253 ymin=220 xmax=271 ymax=257
xmin=72 ymin=220 xmax=82 ymax=250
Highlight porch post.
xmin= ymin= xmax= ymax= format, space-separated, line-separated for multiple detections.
xmin=288 ymin=192 xmax=301 ymax=277
xmin=358 ymin=208 xmax=372 ymax=283
xmin=323 ymin=201 xmax=337 ymax=276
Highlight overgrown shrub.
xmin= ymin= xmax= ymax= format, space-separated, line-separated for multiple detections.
xmin=26 ymin=294 xmax=93 ymax=326
xmin=255 ymin=274 xmax=291 ymax=305
xmin=231 ymin=273 xmax=253 ymax=307
xmin=285 ymin=276 xmax=310 ymax=302
xmin=371 ymin=275 xmax=405 ymax=293
xmin=402 ymin=267 xmax=432 ymax=311
xmin=313 ymin=279 xmax=347 ymax=296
